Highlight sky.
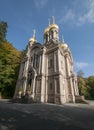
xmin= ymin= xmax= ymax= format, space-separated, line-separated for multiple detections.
xmin=0 ymin=0 xmax=94 ymax=77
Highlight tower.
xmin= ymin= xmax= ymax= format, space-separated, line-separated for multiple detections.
xmin=44 ymin=16 xmax=59 ymax=45
xmin=14 ymin=17 xmax=80 ymax=104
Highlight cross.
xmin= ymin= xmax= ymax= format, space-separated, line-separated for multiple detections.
xmin=62 ymin=35 xmax=65 ymax=43
xmin=52 ymin=16 xmax=55 ymax=24
xmin=33 ymin=29 xmax=36 ymax=38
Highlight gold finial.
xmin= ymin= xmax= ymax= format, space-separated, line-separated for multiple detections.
xmin=62 ymin=35 xmax=65 ymax=43
xmin=33 ymin=29 xmax=36 ymax=38
xmin=48 ymin=19 xmax=50 ymax=26
xmin=52 ymin=16 xmax=55 ymax=24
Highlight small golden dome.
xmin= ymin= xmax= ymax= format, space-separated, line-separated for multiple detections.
xmin=44 ymin=26 xmax=50 ymax=34
xmin=61 ymin=42 xmax=68 ymax=48
xmin=29 ymin=37 xmax=36 ymax=42
xmin=29 ymin=30 xmax=36 ymax=42
xmin=44 ymin=19 xmax=51 ymax=34
xmin=61 ymin=43 xmax=68 ymax=48
xmin=61 ymin=35 xmax=68 ymax=49
xmin=50 ymin=16 xmax=59 ymax=30
xmin=50 ymin=23 xmax=59 ymax=30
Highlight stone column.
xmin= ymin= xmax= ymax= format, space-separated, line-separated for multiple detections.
xmin=54 ymin=52 xmax=57 ymax=72
xmin=45 ymin=56 xmax=48 ymax=102
xmin=38 ymin=54 xmax=42 ymax=74
xmin=70 ymin=76 xmax=75 ymax=102
xmin=22 ymin=77 xmax=28 ymax=96
xmin=59 ymin=75 xmax=66 ymax=104
xmin=41 ymin=76 xmax=45 ymax=102
xmin=45 ymin=77 xmax=48 ymax=102
xmin=41 ymin=51 xmax=46 ymax=103
xmin=31 ymin=74 xmax=36 ymax=99
xmin=57 ymin=50 xmax=61 ymax=72
xmin=73 ymin=77 xmax=79 ymax=96
xmin=65 ymin=55 xmax=75 ymax=102
xmin=65 ymin=55 xmax=70 ymax=76
xmin=41 ymin=53 xmax=45 ymax=74
xmin=22 ymin=57 xmax=30 ymax=95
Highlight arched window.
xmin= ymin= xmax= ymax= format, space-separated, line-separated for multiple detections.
xmin=33 ymin=54 xmax=39 ymax=68
xmin=50 ymin=30 xmax=53 ymax=39
xmin=46 ymin=34 xmax=48 ymax=42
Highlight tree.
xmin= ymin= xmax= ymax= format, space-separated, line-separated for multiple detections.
xmin=77 ymin=70 xmax=84 ymax=78
xmin=77 ymin=70 xmax=89 ymax=99
xmin=87 ymin=76 xmax=94 ymax=100
xmin=0 ymin=21 xmax=22 ymax=98
xmin=0 ymin=42 xmax=21 ymax=98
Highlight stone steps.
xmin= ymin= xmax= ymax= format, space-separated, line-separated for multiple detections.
xmin=75 ymin=96 xmax=89 ymax=104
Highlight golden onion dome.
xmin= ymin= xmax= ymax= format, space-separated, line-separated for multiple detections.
xmin=29 ymin=37 xmax=36 ymax=42
xmin=50 ymin=16 xmax=59 ymax=30
xmin=61 ymin=36 xmax=68 ymax=49
xmin=61 ymin=43 xmax=68 ymax=48
xmin=29 ymin=30 xmax=36 ymax=42
xmin=44 ymin=26 xmax=50 ymax=34
xmin=50 ymin=23 xmax=59 ymax=30
xmin=44 ymin=19 xmax=51 ymax=34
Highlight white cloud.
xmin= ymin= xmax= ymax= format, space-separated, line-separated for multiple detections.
xmin=75 ymin=62 xmax=89 ymax=69
xmin=60 ymin=0 xmax=94 ymax=26
xmin=63 ymin=9 xmax=75 ymax=22
xmin=78 ymin=0 xmax=94 ymax=25
xmin=34 ymin=0 xmax=48 ymax=8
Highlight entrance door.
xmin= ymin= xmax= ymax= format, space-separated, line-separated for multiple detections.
xmin=47 ymin=82 xmax=54 ymax=103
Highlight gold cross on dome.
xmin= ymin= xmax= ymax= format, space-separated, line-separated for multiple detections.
xmin=33 ymin=29 xmax=36 ymax=38
xmin=52 ymin=16 xmax=55 ymax=24
xmin=62 ymin=35 xmax=65 ymax=43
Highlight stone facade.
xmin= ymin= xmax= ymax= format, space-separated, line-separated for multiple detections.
xmin=14 ymin=17 xmax=79 ymax=104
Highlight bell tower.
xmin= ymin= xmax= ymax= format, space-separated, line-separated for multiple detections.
xmin=49 ymin=16 xmax=59 ymax=42
xmin=44 ymin=16 xmax=59 ymax=45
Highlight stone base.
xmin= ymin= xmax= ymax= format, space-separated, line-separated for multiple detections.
xmin=54 ymin=96 xmax=61 ymax=104
xmin=75 ymin=96 xmax=89 ymax=104
xmin=68 ymin=95 xmax=75 ymax=103
xmin=13 ymin=94 xmax=36 ymax=104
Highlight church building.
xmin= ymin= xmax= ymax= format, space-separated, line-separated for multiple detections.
xmin=14 ymin=17 xmax=80 ymax=104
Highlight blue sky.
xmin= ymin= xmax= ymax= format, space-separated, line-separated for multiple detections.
xmin=0 ymin=0 xmax=94 ymax=77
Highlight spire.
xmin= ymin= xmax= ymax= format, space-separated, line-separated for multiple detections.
xmin=62 ymin=35 xmax=65 ymax=43
xmin=61 ymin=35 xmax=68 ymax=49
xmin=29 ymin=30 xmax=36 ymax=42
xmin=48 ymin=19 xmax=50 ymax=26
xmin=52 ymin=16 xmax=55 ymax=24
xmin=33 ymin=29 xmax=36 ymax=38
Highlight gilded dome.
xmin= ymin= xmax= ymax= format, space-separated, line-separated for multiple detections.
xmin=44 ymin=26 xmax=50 ymax=34
xmin=50 ymin=23 xmax=59 ymax=30
xmin=61 ymin=43 xmax=68 ymax=48
xmin=61 ymin=36 xmax=68 ymax=49
xmin=44 ymin=17 xmax=59 ymax=34
xmin=50 ymin=16 xmax=59 ymax=30
xmin=29 ymin=30 xmax=36 ymax=42
xmin=29 ymin=37 xmax=36 ymax=42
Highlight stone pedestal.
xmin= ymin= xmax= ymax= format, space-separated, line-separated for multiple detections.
xmin=75 ymin=95 xmax=88 ymax=104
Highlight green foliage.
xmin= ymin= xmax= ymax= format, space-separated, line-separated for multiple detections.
xmin=0 ymin=42 xmax=21 ymax=98
xmin=77 ymin=70 xmax=94 ymax=100
xmin=87 ymin=76 xmax=94 ymax=100
xmin=0 ymin=21 xmax=22 ymax=98
xmin=77 ymin=76 xmax=88 ymax=98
